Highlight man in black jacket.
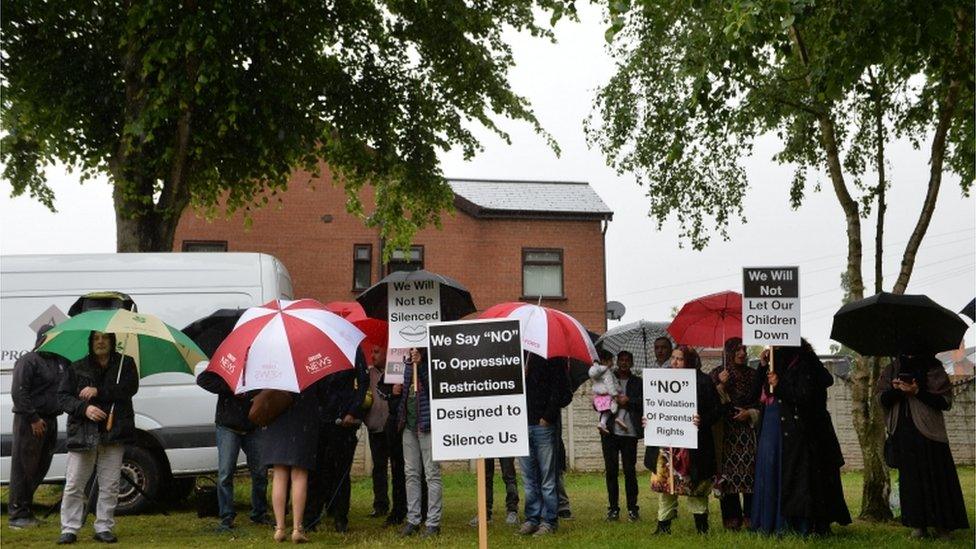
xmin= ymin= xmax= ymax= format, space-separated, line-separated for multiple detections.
xmin=196 ymin=371 xmax=271 ymax=531
xmin=303 ymin=349 xmax=369 ymax=533
xmin=517 ymin=354 xmax=572 ymax=537
xmin=8 ymin=325 xmax=67 ymax=530
xmin=600 ymin=350 xmax=643 ymax=522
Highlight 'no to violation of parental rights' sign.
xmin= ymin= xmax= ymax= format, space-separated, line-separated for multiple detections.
xmin=643 ymin=368 xmax=698 ymax=449
xmin=742 ymin=266 xmax=801 ymax=346
xmin=427 ymin=318 xmax=529 ymax=461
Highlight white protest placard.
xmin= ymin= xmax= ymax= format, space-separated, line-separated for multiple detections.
xmin=427 ymin=319 xmax=529 ymax=461
xmin=643 ymin=368 xmax=698 ymax=449
xmin=385 ymin=279 xmax=441 ymax=384
xmin=742 ymin=266 xmax=801 ymax=346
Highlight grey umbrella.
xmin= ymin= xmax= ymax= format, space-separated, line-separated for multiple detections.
xmin=596 ymin=320 xmax=672 ymax=370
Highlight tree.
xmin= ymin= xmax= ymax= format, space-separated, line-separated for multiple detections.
xmin=587 ymin=0 xmax=973 ymax=520
xmin=2 ymin=1 xmax=559 ymax=252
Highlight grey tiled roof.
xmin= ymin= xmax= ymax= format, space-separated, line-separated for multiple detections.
xmin=448 ymin=178 xmax=613 ymax=221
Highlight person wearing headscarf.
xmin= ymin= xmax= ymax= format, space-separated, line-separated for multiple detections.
xmin=751 ymin=340 xmax=851 ymax=536
xmin=649 ymin=345 xmax=721 ymax=535
xmin=709 ymin=337 xmax=760 ymax=530
xmin=877 ymin=353 xmax=969 ymax=539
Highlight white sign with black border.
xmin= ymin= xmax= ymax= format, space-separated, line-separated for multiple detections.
xmin=427 ymin=318 xmax=529 ymax=461
xmin=643 ymin=368 xmax=698 ymax=449
xmin=742 ymin=266 xmax=801 ymax=346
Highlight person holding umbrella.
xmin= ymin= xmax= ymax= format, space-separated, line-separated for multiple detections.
xmin=877 ymin=353 xmax=969 ymax=539
xmin=709 ymin=337 xmax=760 ymax=530
xmin=56 ymin=332 xmax=138 ymax=545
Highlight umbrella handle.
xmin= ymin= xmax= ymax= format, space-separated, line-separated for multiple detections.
xmin=769 ymin=346 xmax=775 ymax=395
xmin=106 ymin=403 xmax=116 ymax=431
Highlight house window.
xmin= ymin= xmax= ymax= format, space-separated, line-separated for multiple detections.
xmin=353 ymin=244 xmax=372 ymax=291
xmin=386 ymin=246 xmax=424 ymax=274
xmin=523 ymin=249 xmax=563 ymax=298
xmin=182 ymin=240 xmax=228 ymax=252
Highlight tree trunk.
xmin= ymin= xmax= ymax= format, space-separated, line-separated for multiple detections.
xmin=113 ymin=185 xmax=184 ymax=252
xmin=789 ymin=24 xmax=889 ymax=520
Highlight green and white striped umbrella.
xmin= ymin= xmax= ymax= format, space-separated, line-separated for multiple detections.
xmin=39 ymin=309 xmax=205 ymax=377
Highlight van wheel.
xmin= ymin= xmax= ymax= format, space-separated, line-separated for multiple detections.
xmin=115 ymin=446 xmax=162 ymax=515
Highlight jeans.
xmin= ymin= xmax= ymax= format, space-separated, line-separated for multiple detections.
xmin=61 ymin=444 xmax=125 ymax=535
xmin=519 ymin=424 xmax=558 ymax=527
xmin=600 ymin=433 xmax=638 ymax=512
xmin=485 ymin=457 xmax=519 ymax=515
xmin=403 ymin=429 xmax=442 ymax=527
xmin=8 ymin=414 xmax=57 ymax=520
xmin=215 ymin=425 xmax=268 ymax=524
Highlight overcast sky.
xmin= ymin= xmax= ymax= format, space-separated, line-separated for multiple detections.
xmin=2 ymin=5 xmax=973 ymax=352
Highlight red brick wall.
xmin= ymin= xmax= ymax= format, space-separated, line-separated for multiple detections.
xmin=174 ymin=162 xmax=608 ymax=333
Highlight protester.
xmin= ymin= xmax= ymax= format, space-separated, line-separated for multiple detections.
xmin=878 ymin=353 xmax=969 ymax=539
xmin=751 ymin=341 xmax=851 ymax=536
xmin=303 ymin=348 xmax=368 ymax=533
xmin=600 ymin=350 xmax=643 ymax=522
xmin=396 ymin=347 xmax=442 ymax=538
xmin=365 ymin=345 xmax=393 ymax=520
xmin=263 ymin=387 xmax=319 ymax=543
xmin=644 ymin=336 xmax=675 ymax=472
xmin=648 ymin=345 xmax=720 ymax=535
xmin=709 ymin=337 xmax=760 ymax=530
xmin=469 ymin=458 xmax=519 ymax=526
xmin=9 ymin=325 xmax=67 ymax=530
xmin=518 ymin=353 xmax=572 ymax=537
xmin=57 ymin=331 xmax=138 ymax=545
xmin=589 ymin=348 xmax=622 ymax=434
xmin=196 ymin=369 xmax=270 ymax=532
xmin=376 ymin=358 xmax=414 ymax=527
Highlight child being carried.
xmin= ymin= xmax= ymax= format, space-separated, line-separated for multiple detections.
xmin=589 ymin=348 xmax=627 ymax=434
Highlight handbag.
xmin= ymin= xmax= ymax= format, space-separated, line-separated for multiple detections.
xmin=248 ymin=389 xmax=294 ymax=427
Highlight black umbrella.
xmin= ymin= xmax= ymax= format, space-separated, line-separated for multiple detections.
xmin=830 ymin=292 xmax=967 ymax=356
xmin=355 ymin=270 xmax=476 ymax=321
xmin=961 ymin=298 xmax=975 ymax=322
xmin=68 ymin=291 xmax=137 ymax=317
xmin=181 ymin=309 xmax=244 ymax=357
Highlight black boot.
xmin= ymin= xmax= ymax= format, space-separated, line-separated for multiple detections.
xmin=653 ymin=520 xmax=672 ymax=534
xmin=694 ymin=513 xmax=709 ymax=534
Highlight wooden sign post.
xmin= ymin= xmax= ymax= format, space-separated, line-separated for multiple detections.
xmin=476 ymin=458 xmax=488 ymax=549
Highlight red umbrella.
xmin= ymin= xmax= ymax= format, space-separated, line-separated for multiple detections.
xmin=479 ymin=302 xmax=597 ymax=363
xmin=325 ymin=301 xmax=388 ymax=349
xmin=208 ymin=299 xmax=365 ymax=393
xmin=667 ymin=291 xmax=742 ymax=348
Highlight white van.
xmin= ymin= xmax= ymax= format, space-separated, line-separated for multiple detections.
xmin=0 ymin=252 xmax=293 ymax=512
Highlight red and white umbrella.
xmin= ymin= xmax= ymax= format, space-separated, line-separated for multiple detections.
xmin=208 ymin=299 xmax=365 ymax=394
xmin=479 ymin=302 xmax=598 ymax=363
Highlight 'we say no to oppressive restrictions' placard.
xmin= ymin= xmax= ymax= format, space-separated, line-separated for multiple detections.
xmin=427 ymin=319 xmax=529 ymax=461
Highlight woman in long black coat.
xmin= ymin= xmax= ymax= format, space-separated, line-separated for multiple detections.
xmin=751 ymin=340 xmax=851 ymax=536
xmin=878 ymin=354 xmax=968 ymax=539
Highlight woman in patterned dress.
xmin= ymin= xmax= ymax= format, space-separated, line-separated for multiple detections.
xmin=710 ymin=337 xmax=761 ymax=530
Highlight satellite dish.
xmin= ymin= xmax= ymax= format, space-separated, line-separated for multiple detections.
xmin=606 ymin=301 xmax=626 ymax=321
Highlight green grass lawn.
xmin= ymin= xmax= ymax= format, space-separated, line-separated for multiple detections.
xmin=2 ymin=468 xmax=973 ymax=548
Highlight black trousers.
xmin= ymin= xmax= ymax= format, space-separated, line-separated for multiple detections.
xmin=304 ymin=423 xmax=358 ymax=526
xmin=368 ymin=431 xmax=390 ymax=513
xmin=386 ymin=424 xmax=409 ymax=520
xmin=719 ymin=493 xmax=753 ymax=525
xmin=600 ymin=433 xmax=638 ymax=512
xmin=8 ymin=415 xmax=57 ymax=520
xmin=484 ymin=457 xmax=518 ymax=515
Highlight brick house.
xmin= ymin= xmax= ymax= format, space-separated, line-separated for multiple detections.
xmin=173 ymin=163 xmax=613 ymax=333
